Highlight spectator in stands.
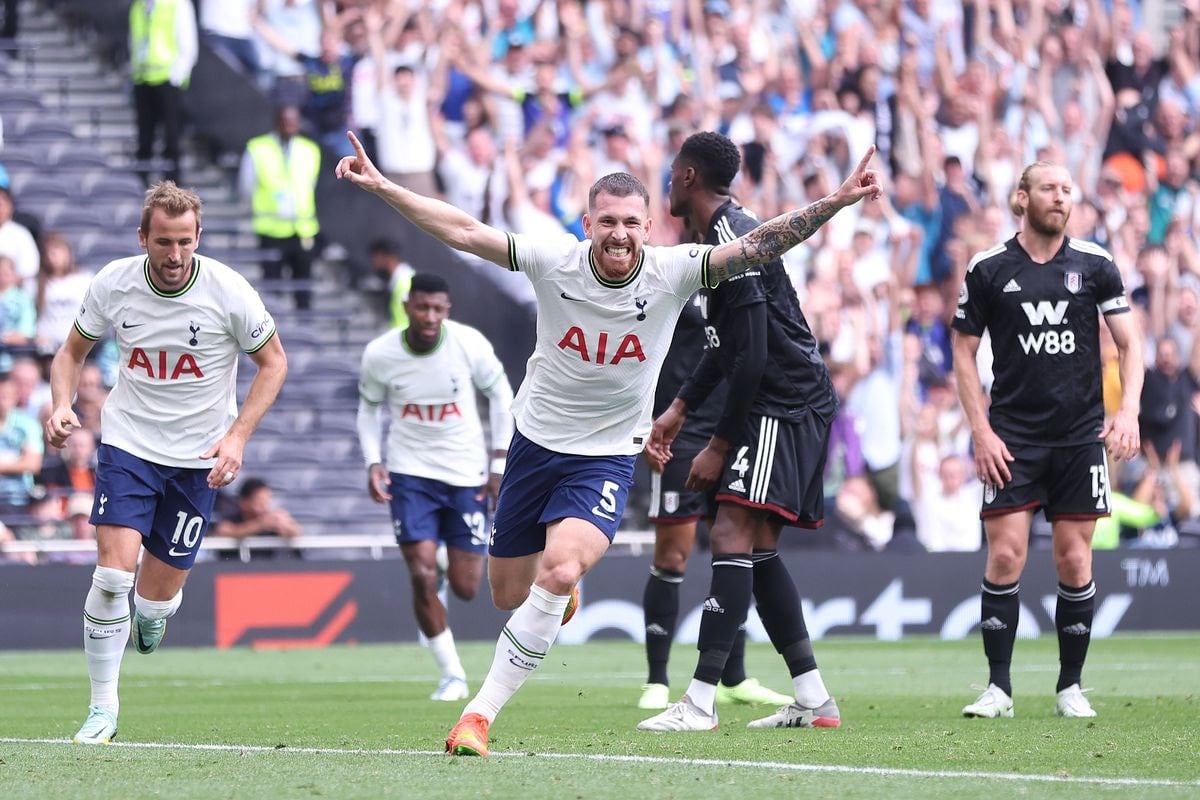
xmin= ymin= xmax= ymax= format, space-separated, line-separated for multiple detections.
xmin=910 ymin=453 xmax=982 ymax=552
xmin=1139 ymin=335 xmax=1199 ymax=466
xmin=9 ymin=356 xmax=49 ymax=419
xmin=198 ymin=0 xmax=261 ymax=81
xmin=240 ymin=105 xmax=321 ymax=311
xmin=0 ymin=370 xmax=43 ymax=519
xmin=0 ymin=254 xmax=35 ymax=360
xmin=253 ymin=15 xmax=358 ymax=156
xmin=365 ymin=6 xmax=438 ymax=198
xmin=39 ymin=425 xmax=97 ymax=498
xmin=212 ymin=477 xmax=302 ymax=555
xmin=367 ymin=238 xmax=413 ymax=330
xmin=36 ymin=232 xmax=92 ymax=354
xmin=73 ymin=363 xmax=108 ymax=437
xmin=128 ymin=0 xmax=197 ymax=186
xmin=0 ymin=187 xmax=39 ymax=293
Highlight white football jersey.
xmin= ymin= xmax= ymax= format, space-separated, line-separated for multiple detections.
xmin=359 ymin=319 xmax=508 ymax=486
xmin=74 ymin=255 xmax=276 ymax=468
xmin=506 ymin=233 xmax=711 ymax=456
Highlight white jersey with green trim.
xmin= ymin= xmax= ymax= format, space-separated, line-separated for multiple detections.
xmin=359 ymin=319 xmax=509 ymax=486
xmin=74 ymin=255 xmax=276 ymax=468
xmin=506 ymin=232 xmax=712 ymax=456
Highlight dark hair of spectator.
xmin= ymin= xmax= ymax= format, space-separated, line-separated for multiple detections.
xmin=140 ymin=181 xmax=203 ymax=233
xmin=588 ymin=172 xmax=650 ymax=211
xmin=369 ymin=238 xmax=402 ymax=257
xmin=239 ymin=477 xmax=268 ymax=499
xmin=678 ymin=131 xmax=741 ymax=192
xmin=1009 ymin=160 xmax=1057 ymax=218
xmin=410 ymin=272 xmax=451 ymax=296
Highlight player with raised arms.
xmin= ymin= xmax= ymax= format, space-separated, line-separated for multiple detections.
xmin=335 ymin=130 xmax=880 ymax=756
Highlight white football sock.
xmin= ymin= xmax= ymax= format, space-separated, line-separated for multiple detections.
xmin=428 ymin=629 xmax=466 ymax=680
xmin=133 ymin=589 xmax=182 ymax=620
xmin=84 ymin=566 xmax=134 ymax=713
xmin=793 ymin=668 xmax=830 ymax=707
xmin=462 ymin=584 xmax=569 ymax=722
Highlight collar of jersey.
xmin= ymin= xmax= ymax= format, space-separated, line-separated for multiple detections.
xmin=400 ymin=325 xmax=445 ymax=356
xmin=143 ymin=256 xmax=199 ymax=297
xmin=588 ymin=248 xmax=644 ymax=288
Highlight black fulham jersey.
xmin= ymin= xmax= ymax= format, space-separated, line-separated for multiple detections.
xmin=701 ymin=201 xmax=837 ymax=420
xmin=654 ymin=291 xmax=726 ymax=445
xmin=953 ymin=236 xmax=1130 ymax=446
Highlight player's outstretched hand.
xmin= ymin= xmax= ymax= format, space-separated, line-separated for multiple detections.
xmin=335 ymin=131 xmax=386 ymax=193
xmin=45 ymin=406 xmax=81 ymax=449
xmin=1100 ymin=408 xmax=1140 ymax=462
xmin=833 ymin=145 xmax=883 ymax=207
xmin=971 ymin=426 xmax=1014 ymax=488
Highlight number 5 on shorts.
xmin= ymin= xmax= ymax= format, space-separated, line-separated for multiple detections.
xmin=591 ymin=480 xmax=621 ymax=522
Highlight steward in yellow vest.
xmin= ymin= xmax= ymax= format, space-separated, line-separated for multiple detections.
xmin=239 ymin=107 xmax=322 ymax=310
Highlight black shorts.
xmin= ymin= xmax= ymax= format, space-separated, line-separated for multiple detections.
xmin=648 ymin=436 xmax=716 ymax=524
xmin=981 ymin=441 xmax=1111 ymax=521
xmin=714 ymin=411 xmax=830 ymax=527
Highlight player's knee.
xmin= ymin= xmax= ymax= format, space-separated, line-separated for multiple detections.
xmin=92 ymin=566 xmax=135 ymax=599
xmin=490 ymin=582 xmax=528 ymax=611
xmin=408 ymin=562 xmax=440 ymax=597
xmin=1053 ymin=548 xmax=1091 ymax=583
xmin=449 ymin=574 xmax=479 ymax=601
xmin=655 ymin=549 xmax=690 ymax=574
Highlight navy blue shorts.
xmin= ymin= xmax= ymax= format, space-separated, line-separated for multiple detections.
xmin=92 ymin=444 xmax=218 ymax=569
xmin=489 ymin=429 xmax=636 ymax=558
xmin=387 ymin=473 xmax=488 ymax=553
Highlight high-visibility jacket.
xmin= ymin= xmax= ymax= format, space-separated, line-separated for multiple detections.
xmin=245 ymin=134 xmax=321 ymax=239
xmin=130 ymin=0 xmax=182 ymax=86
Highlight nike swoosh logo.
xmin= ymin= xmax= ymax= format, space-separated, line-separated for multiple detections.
xmin=121 ymin=321 xmax=145 ymax=329
xmin=88 ymin=632 xmax=116 ymax=639
xmin=560 ymin=292 xmax=586 ymax=302
xmin=168 ymin=548 xmax=191 ymax=557
xmin=591 ymin=505 xmax=615 ymax=521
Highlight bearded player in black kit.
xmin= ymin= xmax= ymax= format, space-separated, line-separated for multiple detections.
xmin=952 ymin=162 xmax=1142 ymax=719
xmin=638 ymin=131 xmax=851 ymax=732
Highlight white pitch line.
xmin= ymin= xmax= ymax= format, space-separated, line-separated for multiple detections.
xmin=2 ymin=738 xmax=1197 ymax=789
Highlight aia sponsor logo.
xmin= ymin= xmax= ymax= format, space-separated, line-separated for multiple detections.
xmin=557 ymin=326 xmax=646 ymax=365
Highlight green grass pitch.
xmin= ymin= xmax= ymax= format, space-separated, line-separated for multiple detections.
xmin=2 ymin=635 xmax=1197 ymax=799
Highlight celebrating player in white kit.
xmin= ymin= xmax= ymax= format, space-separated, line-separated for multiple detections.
xmin=46 ymin=182 xmax=288 ymax=745
xmin=335 ymin=130 xmax=881 ymax=756
xmin=357 ymin=272 xmax=513 ymax=702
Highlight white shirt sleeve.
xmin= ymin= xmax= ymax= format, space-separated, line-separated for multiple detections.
xmin=466 ymin=329 xmax=514 ymax=450
xmin=226 ymin=275 xmax=275 ymax=352
xmin=173 ymin=0 xmax=199 ymax=86
xmin=657 ymin=243 xmax=711 ymax=298
xmin=75 ymin=270 xmax=112 ymax=339
xmin=506 ymin=232 xmax=584 ymax=281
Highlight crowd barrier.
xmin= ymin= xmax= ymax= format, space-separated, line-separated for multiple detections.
xmin=3 ymin=545 xmax=1196 ymax=650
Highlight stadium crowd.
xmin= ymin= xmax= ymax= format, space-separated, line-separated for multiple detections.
xmin=3 ymin=0 xmax=1200 ymax=560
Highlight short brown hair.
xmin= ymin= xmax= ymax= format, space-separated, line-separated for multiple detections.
xmin=588 ymin=172 xmax=649 ymax=212
xmin=140 ymin=181 xmax=203 ymax=233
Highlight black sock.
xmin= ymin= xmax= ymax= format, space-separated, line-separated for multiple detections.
xmin=981 ymin=578 xmax=1020 ymax=697
xmin=694 ymin=553 xmax=753 ymax=686
xmin=752 ymin=550 xmax=815 ymax=677
xmin=643 ymin=566 xmax=683 ymax=685
xmin=720 ymin=628 xmax=748 ymax=686
xmin=1055 ymin=580 xmax=1096 ymax=692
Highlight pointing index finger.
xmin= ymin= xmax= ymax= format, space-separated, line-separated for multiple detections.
xmin=347 ymin=130 xmax=366 ymax=157
xmin=856 ymin=145 xmax=877 ymax=174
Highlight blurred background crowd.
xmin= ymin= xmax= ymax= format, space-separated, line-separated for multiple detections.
xmin=2 ymin=0 xmax=1200 ymax=561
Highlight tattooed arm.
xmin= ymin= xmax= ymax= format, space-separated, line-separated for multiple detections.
xmin=705 ymin=146 xmax=883 ymax=287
